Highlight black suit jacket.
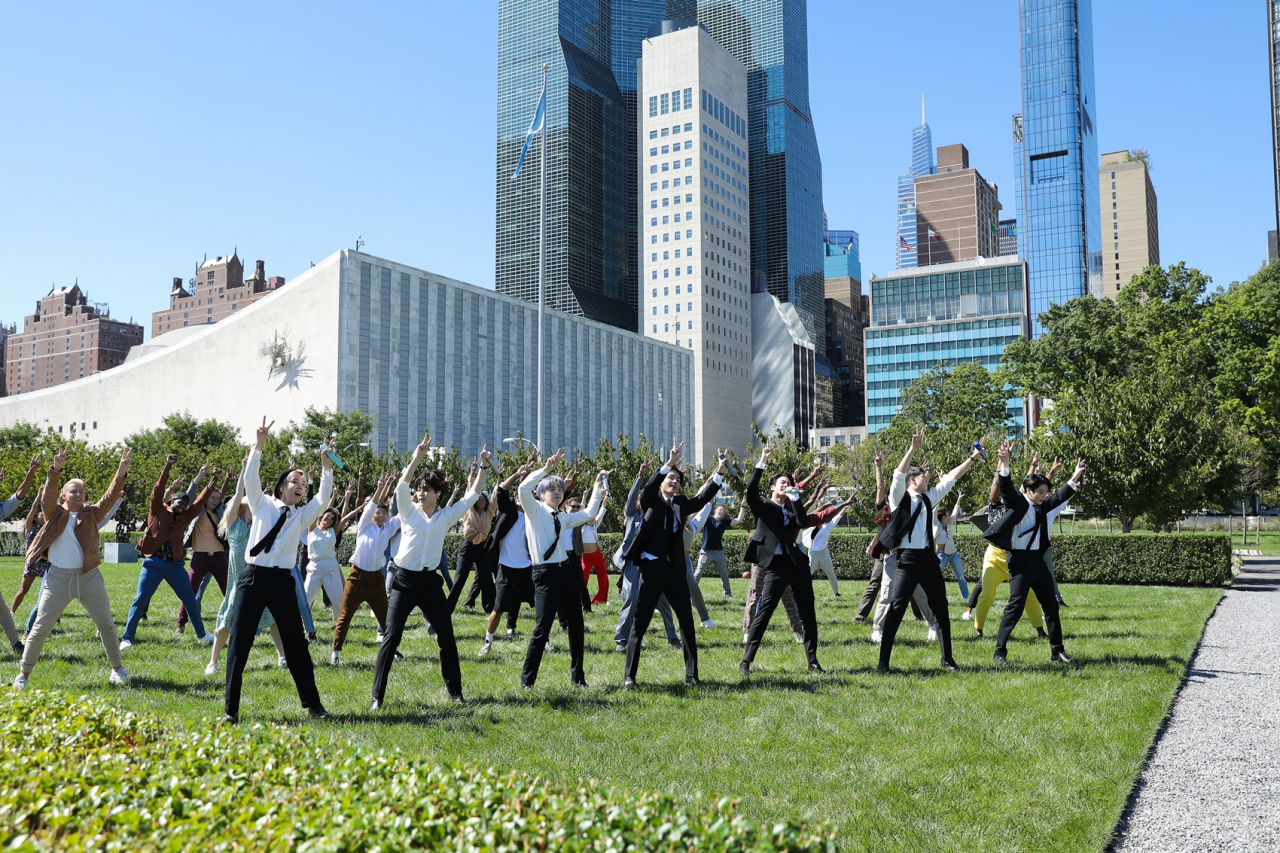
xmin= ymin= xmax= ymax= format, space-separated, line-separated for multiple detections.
xmin=982 ymin=472 xmax=1076 ymax=551
xmin=484 ymin=486 xmax=520 ymax=558
xmin=743 ymin=465 xmax=809 ymax=569
xmin=621 ymin=469 xmax=719 ymax=565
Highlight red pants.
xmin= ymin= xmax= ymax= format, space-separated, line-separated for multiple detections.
xmin=581 ymin=549 xmax=609 ymax=604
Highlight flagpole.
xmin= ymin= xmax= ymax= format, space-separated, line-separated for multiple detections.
xmin=536 ymin=63 xmax=548 ymax=455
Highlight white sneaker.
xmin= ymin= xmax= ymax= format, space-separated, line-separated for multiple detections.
xmin=961 ymin=610 xmax=973 ymax=621
xmin=198 ymin=633 xmax=215 ymax=646
xmin=870 ymin=630 xmax=883 ymax=643
xmin=793 ymin=630 xmax=805 ymax=644
xmin=119 ymin=639 xmax=134 ymax=651
xmin=927 ymin=626 xmax=939 ymax=642
xmin=329 ymin=650 xmax=340 ymax=667
xmin=743 ymin=632 xmax=749 ymax=644
xmin=701 ymin=619 xmax=715 ymax=629
xmin=204 ymin=662 xmax=218 ymax=677
xmin=12 ymin=672 xmax=28 ymax=689
xmin=277 ymin=656 xmax=288 ymax=668
xmin=109 ymin=667 xmax=129 ymax=686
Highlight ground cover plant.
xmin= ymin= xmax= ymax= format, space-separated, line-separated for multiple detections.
xmin=0 ymin=558 xmax=1220 ymax=852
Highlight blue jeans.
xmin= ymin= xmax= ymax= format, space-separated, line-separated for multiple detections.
xmin=937 ymin=550 xmax=969 ymax=600
xmin=291 ymin=565 xmax=316 ymax=635
xmin=123 ymin=556 xmax=207 ymax=642
xmin=615 ymin=562 xmax=677 ymax=644
xmin=25 ymin=575 xmax=46 ymax=633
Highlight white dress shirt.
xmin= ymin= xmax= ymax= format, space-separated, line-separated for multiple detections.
xmin=579 ymin=493 xmax=609 ymax=546
xmin=0 ymin=494 xmax=20 ymax=524
xmin=889 ymin=470 xmax=957 ymax=549
xmin=242 ymin=450 xmax=334 ymax=568
xmin=307 ymin=527 xmax=338 ymax=562
xmin=48 ymin=512 xmax=84 ymax=568
xmin=498 ymin=512 xmax=532 ymax=568
xmin=804 ymin=510 xmax=842 ymax=553
xmin=392 ymin=480 xmax=478 ymax=571
xmin=997 ymin=465 xmax=1075 ymax=551
xmin=349 ymin=501 xmax=401 ymax=571
xmin=933 ymin=518 xmax=956 ymax=555
xmin=518 ymin=465 xmax=604 ymax=565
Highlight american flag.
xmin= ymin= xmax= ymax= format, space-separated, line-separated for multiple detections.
xmin=897 ymin=235 xmax=913 ymax=251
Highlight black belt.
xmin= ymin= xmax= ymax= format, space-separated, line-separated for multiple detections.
xmin=247 ymin=563 xmax=293 ymax=571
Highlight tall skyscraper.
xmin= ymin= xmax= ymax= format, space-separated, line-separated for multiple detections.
xmin=913 ymin=143 xmax=1002 ymax=266
xmin=1099 ymin=150 xmax=1158 ymax=296
xmin=696 ymin=0 xmax=826 ymax=350
xmin=1015 ymin=0 xmax=1101 ymax=334
xmin=639 ymin=19 xmax=754 ymax=464
xmin=896 ymin=100 xmax=935 ymax=270
xmin=998 ymin=219 xmax=1019 ymax=256
xmin=1269 ymin=0 xmax=1280 ymax=259
xmin=823 ymin=230 xmax=867 ymax=427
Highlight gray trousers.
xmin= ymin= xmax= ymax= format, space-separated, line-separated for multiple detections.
xmin=743 ymin=563 xmax=802 ymax=634
xmin=21 ymin=565 xmax=122 ymax=673
xmin=694 ymin=549 xmax=732 ymax=596
xmin=615 ymin=562 xmax=677 ymax=644
xmin=810 ymin=547 xmax=839 ymax=595
xmin=873 ymin=553 xmax=936 ymax=632
xmin=0 ymin=592 xmax=19 ymax=647
xmin=684 ymin=555 xmax=710 ymax=621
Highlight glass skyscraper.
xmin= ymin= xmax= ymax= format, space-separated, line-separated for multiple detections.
xmin=696 ymin=0 xmax=826 ymax=349
xmin=1270 ymin=0 xmax=1280 ymax=242
xmin=895 ymin=108 xmax=935 ymax=270
xmin=1015 ymin=0 xmax=1101 ymax=336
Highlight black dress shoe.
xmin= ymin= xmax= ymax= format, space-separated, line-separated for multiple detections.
xmin=965 ymin=630 xmax=984 ymax=642
xmin=623 ymin=677 xmax=637 ymax=689
xmin=220 ymin=714 xmax=238 ymax=725
xmin=393 ymin=651 xmax=405 ymax=662
xmin=1056 ymin=596 xmax=1068 ymax=608
xmin=876 ymin=663 xmax=890 ymax=674
xmin=1050 ymin=650 xmax=1074 ymax=664
xmin=449 ymin=692 xmax=466 ymax=704
xmin=571 ymin=679 xmax=589 ymax=690
xmin=309 ymin=707 xmax=331 ymax=720
xmin=370 ymin=699 xmax=383 ymax=712
xmin=808 ymin=662 xmax=825 ymax=674
xmin=1036 ymin=627 xmax=1049 ymax=639
xmin=941 ymin=658 xmax=960 ymax=672
xmin=685 ymin=676 xmax=701 ymax=687
xmin=853 ymin=615 xmax=866 ymax=624
xmin=993 ymin=653 xmax=1009 ymax=667
xmin=738 ymin=661 xmax=751 ymax=676
xmin=668 ymin=637 xmax=683 ymax=649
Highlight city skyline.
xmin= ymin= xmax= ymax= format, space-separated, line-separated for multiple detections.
xmin=0 ymin=1 xmax=1269 ymax=339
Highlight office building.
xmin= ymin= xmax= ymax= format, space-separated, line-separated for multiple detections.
xmin=865 ymin=256 xmax=1029 ymax=432
xmin=752 ymin=291 xmax=815 ymax=446
xmin=0 ymin=323 xmax=13 ymax=397
xmin=638 ymin=19 xmax=753 ymax=464
xmin=1015 ymin=0 xmax=1101 ymax=334
xmin=1271 ymin=0 xmax=1280 ymax=256
xmin=896 ymin=103 xmax=936 ymax=269
xmin=914 ymin=143 xmax=1002 ymax=265
xmin=823 ymin=230 xmax=866 ymax=427
xmin=812 ymin=425 xmax=866 ymax=451
xmin=152 ymin=253 xmax=284 ymax=337
xmin=5 ymin=285 xmax=143 ymax=398
xmin=998 ymin=219 xmax=1019 ymax=256
xmin=0 ymin=250 xmax=693 ymax=453
xmin=697 ymin=0 xmax=826 ymax=350
xmin=1099 ymin=150 xmax=1159 ymax=296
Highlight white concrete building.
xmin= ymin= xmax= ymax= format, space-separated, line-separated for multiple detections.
xmin=638 ymin=20 xmax=753 ymax=465
xmin=0 ymin=250 xmax=694 ymax=454
xmin=751 ymin=292 xmax=815 ymax=446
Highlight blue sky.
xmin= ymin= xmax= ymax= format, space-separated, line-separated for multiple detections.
xmin=0 ymin=1 xmax=1270 ymax=337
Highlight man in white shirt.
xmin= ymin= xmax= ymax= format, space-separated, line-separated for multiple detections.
xmin=0 ymin=454 xmax=40 ymax=653
xmin=331 ymin=473 xmax=402 ymax=663
xmin=222 ymin=417 xmax=334 ymax=725
xmin=517 ymin=450 xmax=607 ymax=690
xmin=371 ymin=433 xmax=489 ymax=710
xmin=875 ymin=426 xmax=982 ymax=674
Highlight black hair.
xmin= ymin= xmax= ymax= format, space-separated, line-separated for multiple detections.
xmin=907 ymin=465 xmax=927 ymax=479
xmin=273 ymin=468 xmax=305 ymax=499
xmin=768 ymin=472 xmax=792 ymax=487
xmin=1022 ymin=473 xmax=1052 ymax=493
xmin=415 ymin=469 xmax=448 ymax=497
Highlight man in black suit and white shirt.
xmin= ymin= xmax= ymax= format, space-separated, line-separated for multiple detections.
xmin=621 ymin=440 xmax=725 ymax=688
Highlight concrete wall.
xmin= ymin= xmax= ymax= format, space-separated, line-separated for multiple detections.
xmin=751 ymin=292 xmax=814 ymax=442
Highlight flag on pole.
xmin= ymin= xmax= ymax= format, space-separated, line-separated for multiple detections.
xmin=928 ymin=229 xmax=943 ymax=242
xmin=897 ymin=235 xmax=913 ymax=251
xmin=511 ymin=73 xmax=547 ymax=180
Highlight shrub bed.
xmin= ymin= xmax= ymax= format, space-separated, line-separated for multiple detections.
xmin=0 ymin=690 xmax=834 ymax=853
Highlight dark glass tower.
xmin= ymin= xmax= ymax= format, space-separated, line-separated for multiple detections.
xmin=1015 ymin=0 xmax=1101 ymax=336
xmin=696 ymin=0 xmax=826 ymax=349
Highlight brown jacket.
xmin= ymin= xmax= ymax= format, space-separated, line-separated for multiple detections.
xmin=25 ymin=466 xmax=127 ymax=572
xmin=137 ymin=462 xmax=212 ymax=559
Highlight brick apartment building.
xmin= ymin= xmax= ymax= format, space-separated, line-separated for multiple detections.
xmin=914 ymin=143 xmax=1002 ymax=265
xmin=151 ymin=252 xmax=283 ymax=337
xmin=5 ymin=285 xmax=144 ymax=395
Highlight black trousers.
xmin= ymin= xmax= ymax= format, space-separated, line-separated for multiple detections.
xmin=224 ymin=564 xmax=322 ymax=719
xmin=461 ymin=542 xmax=495 ymax=612
xmin=995 ymin=550 xmax=1064 ymax=655
xmin=854 ymin=560 xmax=882 ymax=620
xmin=521 ymin=560 xmax=585 ymax=687
xmin=373 ymin=567 xmax=462 ymax=702
xmin=968 ymin=579 xmax=983 ymax=609
xmin=744 ymin=557 xmax=819 ymax=667
xmin=625 ymin=557 xmax=699 ymax=681
xmin=878 ymin=548 xmax=954 ymax=669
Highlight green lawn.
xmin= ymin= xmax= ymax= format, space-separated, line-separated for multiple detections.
xmin=1 ymin=557 xmax=1220 ymax=853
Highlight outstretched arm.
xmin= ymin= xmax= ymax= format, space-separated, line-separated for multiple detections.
xmin=873 ymin=450 xmax=885 ymax=506
xmin=730 ymin=502 xmax=746 ymax=528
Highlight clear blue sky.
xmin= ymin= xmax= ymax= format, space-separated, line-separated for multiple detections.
xmin=0 ymin=1 xmax=1270 ymax=338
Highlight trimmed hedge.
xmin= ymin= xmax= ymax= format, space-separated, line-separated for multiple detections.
xmin=0 ymin=690 xmax=834 ymax=852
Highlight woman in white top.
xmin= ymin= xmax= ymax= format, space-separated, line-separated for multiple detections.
xmin=572 ymin=489 xmax=611 ymax=605
xmin=933 ymin=492 xmax=968 ymax=600
xmin=304 ymin=486 xmax=361 ymax=625
xmin=800 ymin=491 xmax=858 ymax=597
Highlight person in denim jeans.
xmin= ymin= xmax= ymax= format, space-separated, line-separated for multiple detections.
xmin=932 ymin=492 xmax=968 ymax=601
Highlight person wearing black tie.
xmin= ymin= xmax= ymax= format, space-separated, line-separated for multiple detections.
xmin=622 ymin=440 xmax=724 ymax=688
xmin=222 ymin=417 xmax=334 ymax=724
xmin=985 ymin=440 xmax=1084 ymax=665
xmin=874 ymin=426 xmax=981 ymax=674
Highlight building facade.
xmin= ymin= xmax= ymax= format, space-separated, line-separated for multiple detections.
xmin=823 ymin=230 xmax=866 ymax=427
xmin=151 ymin=253 xmax=283 ymax=337
xmin=638 ymin=19 xmax=753 ymax=464
xmin=1099 ymin=150 xmax=1159 ymax=297
xmin=0 ymin=323 xmax=13 ymax=397
xmin=896 ymin=107 xmax=935 ymax=269
xmin=5 ymin=285 xmax=144 ymax=397
xmin=752 ymin=291 xmax=814 ymax=446
xmin=1015 ymin=0 xmax=1101 ymax=334
xmin=998 ymin=219 xmax=1019 ymax=256
xmin=1271 ymin=0 xmax=1280 ymax=250
xmin=865 ymin=256 xmax=1029 ymax=433
xmin=697 ymin=0 xmax=826 ymax=350
xmin=0 ymin=250 xmax=694 ymax=454
xmin=812 ymin=425 xmax=866 ymax=451
xmin=914 ymin=143 xmax=1002 ymax=265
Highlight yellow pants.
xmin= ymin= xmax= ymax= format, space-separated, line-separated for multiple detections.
xmin=973 ymin=545 xmax=1043 ymax=632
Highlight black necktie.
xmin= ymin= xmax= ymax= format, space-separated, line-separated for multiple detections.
xmin=541 ymin=511 xmax=561 ymax=562
xmin=250 ymin=506 xmax=290 ymax=559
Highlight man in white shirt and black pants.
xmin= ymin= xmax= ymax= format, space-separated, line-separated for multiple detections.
xmin=874 ymin=426 xmax=981 ymax=673
xmin=986 ymin=440 xmax=1084 ymax=665
xmin=371 ymin=434 xmax=489 ymax=710
xmin=223 ymin=418 xmax=334 ymax=724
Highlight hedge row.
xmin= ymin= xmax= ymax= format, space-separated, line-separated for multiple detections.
xmin=0 ymin=529 xmax=1232 ymax=588
xmin=0 ymin=690 xmax=833 ymax=853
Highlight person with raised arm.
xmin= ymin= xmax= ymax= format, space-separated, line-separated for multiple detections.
xmin=14 ymin=446 xmax=131 ymax=688
xmin=575 ymin=482 xmax=612 ymax=607
xmin=1 ymin=454 xmax=42 ymax=652
xmin=854 ymin=450 xmax=888 ymax=622
xmin=370 ymin=434 xmax=489 ymax=710
xmin=176 ymin=467 xmax=234 ymax=634
xmin=693 ymin=454 xmax=745 ymax=599
xmin=517 ymin=449 xmax=608 ymax=689
xmin=477 ymin=455 xmax=538 ymax=655
xmin=621 ymin=440 xmax=722 ymax=688
xmin=802 ymin=490 xmax=859 ymax=598
xmin=873 ymin=426 xmax=981 ymax=673
xmin=222 ymin=418 xmax=334 ymax=724
xmin=461 ymin=461 xmax=501 ymax=613
xmin=933 ymin=490 xmax=969 ymax=601
xmin=682 ymin=499 xmax=717 ymax=628
xmin=613 ymin=458 xmax=683 ymax=654
xmin=983 ymin=442 xmax=1084 ymax=665
xmin=303 ymin=481 xmax=358 ymax=626
xmin=330 ymin=473 xmax=401 ymax=665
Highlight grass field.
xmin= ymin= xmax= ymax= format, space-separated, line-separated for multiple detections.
xmin=1 ymin=557 xmax=1220 ymax=853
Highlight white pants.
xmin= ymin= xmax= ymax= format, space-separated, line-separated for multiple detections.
xmin=304 ymin=558 xmax=343 ymax=623
xmin=872 ymin=553 xmax=936 ymax=632
xmin=810 ymin=547 xmax=839 ymax=595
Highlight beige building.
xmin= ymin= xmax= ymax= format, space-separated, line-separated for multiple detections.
xmin=914 ymin=143 xmax=1002 ymax=266
xmin=151 ymin=252 xmax=283 ymax=337
xmin=1100 ymin=150 xmax=1159 ymax=297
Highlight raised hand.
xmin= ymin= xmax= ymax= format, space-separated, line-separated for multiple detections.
xmin=638 ymin=458 xmax=652 ymax=476
xmin=255 ymin=417 xmax=274 ymax=450
xmin=873 ymin=449 xmax=884 ymax=467
xmin=52 ymin=446 xmax=68 ymax=472
xmin=166 ymin=453 xmax=178 ymax=466
xmin=479 ymin=444 xmax=493 ymax=467
xmin=414 ymin=430 xmax=433 ymax=456
xmin=118 ymin=447 xmax=132 ymax=476
xmin=911 ymin=425 xmax=926 ymax=451
xmin=665 ymin=439 xmax=683 ymax=469
xmin=546 ymin=448 xmax=567 ymax=470
xmin=760 ymin=441 xmax=774 ymax=465
xmin=997 ymin=440 xmax=1014 ymax=467
xmin=596 ymin=468 xmax=613 ymax=484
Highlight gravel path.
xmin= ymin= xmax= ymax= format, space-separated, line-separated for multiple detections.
xmin=1112 ymin=558 xmax=1280 ymax=853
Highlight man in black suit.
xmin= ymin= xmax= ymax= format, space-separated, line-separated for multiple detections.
xmin=622 ymin=440 xmax=726 ymax=687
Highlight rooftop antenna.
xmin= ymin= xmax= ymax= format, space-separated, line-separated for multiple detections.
xmin=921 ymin=92 xmax=926 ymax=125
xmin=355 ymin=233 xmax=364 ymax=252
